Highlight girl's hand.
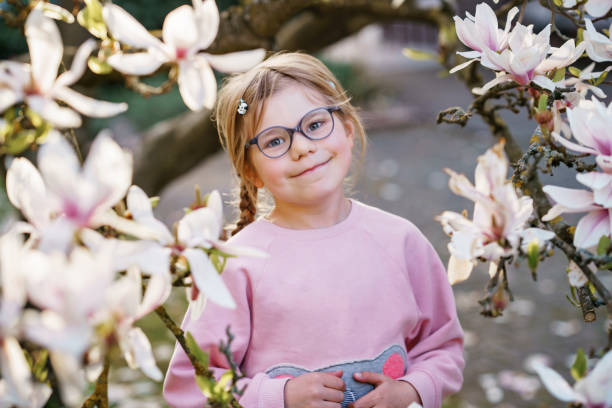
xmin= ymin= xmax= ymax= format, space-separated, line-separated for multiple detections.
xmin=347 ymin=371 xmax=422 ymax=408
xmin=284 ymin=369 xmax=346 ymax=408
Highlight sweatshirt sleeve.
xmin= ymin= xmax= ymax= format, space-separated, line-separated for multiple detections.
xmin=397 ymin=230 xmax=465 ymax=408
xmin=162 ymin=265 xmax=290 ymax=408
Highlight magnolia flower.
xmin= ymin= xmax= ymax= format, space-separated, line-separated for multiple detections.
xmin=478 ymin=23 xmax=557 ymax=93
xmin=436 ymin=140 xmax=553 ymax=283
xmin=450 ymin=3 xmax=518 ymax=73
xmin=584 ymin=19 xmax=612 ymax=62
xmin=549 ymin=98 xmax=612 ymax=172
xmin=534 ymin=350 xmax=612 ymax=407
xmin=6 ymin=130 xmax=154 ymax=252
xmin=542 ymin=171 xmax=612 ymax=248
xmin=123 ymin=186 xmax=267 ymax=320
xmin=535 ymin=38 xmax=586 ymax=73
xmin=0 ymin=9 xmax=127 ymax=128
xmin=103 ymin=0 xmax=265 ymax=111
xmin=570 ymin=0 xmax=612 ymax=18
xmin=564 ymin=63 xmax=610 ymax=99
xmin=0 ymin=229 xmax=52 ymax=408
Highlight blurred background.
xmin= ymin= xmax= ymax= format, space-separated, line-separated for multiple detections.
xmin=1 ymin=0 xmax=610 ymax=407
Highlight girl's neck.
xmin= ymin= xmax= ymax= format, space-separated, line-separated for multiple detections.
xmin=266 ymin=194 xmax=352 ymax=230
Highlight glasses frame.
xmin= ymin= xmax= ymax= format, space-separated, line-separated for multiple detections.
xmin=245 ymin=106 xmax=342 ymax=158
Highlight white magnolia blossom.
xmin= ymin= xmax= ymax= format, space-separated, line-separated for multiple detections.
xmin=564 ymin=63 xmax=611 ymax=99
xmin=451 ymin=3 xmax=518 ymax=73
xmin=534 ymin=350 xmax=612 ymax=408
xmin=0 ymin=9 xmax=127 ymax=128
xmin=436 ymin=140 xmax=553 ymax=284
xmin=584 ymin=19 xmax=612 ymax=62
xmin=0 ymin=230 xmax=52 ymax=408
xmin=122 ymin=186 xmax=267 ymax=320
xmin=543 ymin=172 xmax=612 ymax=248
xmin=103 ymin=0 xmax=265 ymax=111
xmin=563 ymin=0 xmax=612 ymax=18
xmin=6 ymin=130 xmax=154 ymax=252
xmin=550 ymin=98 xmax=612 ymax=172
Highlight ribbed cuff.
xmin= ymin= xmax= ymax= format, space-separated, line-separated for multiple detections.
xmin=398 ymin=370 xmax=437 ymax=408
xmin=257 ymin=376 xmax=291 ymax=408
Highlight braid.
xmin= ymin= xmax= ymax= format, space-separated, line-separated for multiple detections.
xmin=232 ymin=180 xmax=257 ymax=236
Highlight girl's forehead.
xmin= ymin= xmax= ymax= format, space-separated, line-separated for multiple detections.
xmin=256 ymin=83 xmax=328 ymax=130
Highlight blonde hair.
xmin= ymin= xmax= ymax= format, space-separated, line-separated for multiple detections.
xmin=214 ymin=52 xmax=367 ymax=236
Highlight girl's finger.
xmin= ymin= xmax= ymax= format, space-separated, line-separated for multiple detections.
xmin=320 ymin=387 xmax=345 ymax=403
xmin=353 ymin=371 xmax=387 ymax=385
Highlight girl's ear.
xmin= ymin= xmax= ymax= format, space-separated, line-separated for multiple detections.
xmin=244 ymin=163 xmax=264 ymax=188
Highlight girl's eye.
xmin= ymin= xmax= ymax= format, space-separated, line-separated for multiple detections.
xmin=265 ymin=137 xmax=284 ymax=149
xmin=307 ymin=121 xmax=322 ymax=132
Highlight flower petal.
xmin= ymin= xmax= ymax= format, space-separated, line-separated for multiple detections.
xmin=449 ymin=58 xmax=479 ymax=74
xmin=103 ymin=4 xmax=164 ymax=50
xmin=163 ymin=5 xmax=199 ymax=52
xmin=542 ymin=185 xmax=596 ymax=209
xmin=177 ymin=56 xmax=216 ymax=111
xmin=551 ymin=131 xmax=599 ymax=155
xmin=183 ymin=248 xmax=236 ymax=309
xmin=54 ymin=39 xmax=97 ymax=88
xmin=126 ymin=185 xmax=174 ymax=244
xmin=6 ymin=157 xmax=51 ymax=229
xmin=203 ymin=49 xmax=266 ymax=73
xmin=107 ymin=52 xmax=164 ymax=75
xmin=447 ymin=255 xmax=474 ymax=285
xmin=532 ymin=363 xmax=583 ymax=403
xmin=177 ymin=206 xmax=219 ymax=247
xmin=26 ymin=96 xmax=81 ymax=128
xmin=192 ymin=0 xmax=220 ymax=50
xmin=25 ymin=10 xmax=62 ymax=94
xmin=574 ymin=209 xmax=611 ymax=248
xmin=0 ymin=88 xmax=21 ymax=112
xmin=126 ymin=327 xmax=163 ymax=381
xmin=82 ymin=131 xmax=132 ymax=211
xmin=137 ymin=272 xmax=172 ymax=319
xmin=53 ymin=86 xmax=128 ymax=118
xmin=585 ymin=0 xmax=612 ymax=17
xmin=213 ymin=240 xmax=268 ymax=258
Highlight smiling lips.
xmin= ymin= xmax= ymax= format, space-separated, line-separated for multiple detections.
xmin=293 ymin=158 xmax=332 ymax=177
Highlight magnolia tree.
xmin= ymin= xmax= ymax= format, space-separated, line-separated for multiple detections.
xmin=0 ymin=0 xmax=611 ymax=407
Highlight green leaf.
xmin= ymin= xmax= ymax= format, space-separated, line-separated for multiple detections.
xmin=553 ymin=0 xmax=563 ymax=5
xmin=149 ymin=196 xmax=160 ymax=209
xmin=195 ymin=375 xmax=214 ymax=398
xmin=527 ymin=239 xmax=539 ymax=271
xmin=88 ymin=56 xmax=113 ymax=75
xmin=568 ymin=66 xmax=582 ymax=77
xmin=597 ymin=235 xmax=610 ymax=256
xmin=570 ymin=348 xmax=587 ymax=380
xmin=186 ymin=331 xmax=210 ymax=369
xmin=594 ymin=69 xmax=609 ymax=86
xmin=577 ymin=28 xmax=584 ymax=44
xmin=537 ymin=94 xmax=548 ymax=112
xmin=552 ymin=67 xmax=565 ymax=82
xmin=77 ymin=0 xmax=107 ymax=39
xmin=402 ymin=48 xmax=436 ymax=61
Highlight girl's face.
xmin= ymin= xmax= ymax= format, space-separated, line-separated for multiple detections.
xmin=246 ymin=82 xmax=354 ymax=209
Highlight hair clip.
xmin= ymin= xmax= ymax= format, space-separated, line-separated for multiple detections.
xmin=237 ymin=98 xmax=248 ymax=115
xmin=328 ymin=80 xmax=336 ymax=90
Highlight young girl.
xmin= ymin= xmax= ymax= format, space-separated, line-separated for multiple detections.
xmin=163 ymin=52 xmax=464 ymax=408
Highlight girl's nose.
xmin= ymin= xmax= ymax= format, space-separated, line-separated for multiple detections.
xmin=289 ymin=131 xmax=317 ymax=160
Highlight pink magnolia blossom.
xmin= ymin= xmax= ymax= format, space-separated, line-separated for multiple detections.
xmin=0 ymin=9 xmax=127 ymax=128
xmin=550 ymin=98 xmax=612 ymax=172
xmin=437 ymin=140 xmax=553 ymax=284
xmin=542 ymin=171 xmax=612 ymax=248
xmin=478 ymin=23 xmax=557 ymax=93
xmin=103 ymin=0 xmax=265 ymax=111
xmin=534 ymin=350 xmax=612 ymax=407
xmin=450 ymin=3 xmax=518 ymax=73
xmin=584 ymin=19 xmax=612 ymax=62
xmin=563 ymin=63 xmax=611 ymax=99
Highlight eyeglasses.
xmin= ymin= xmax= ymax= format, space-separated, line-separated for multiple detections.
xmin=245 ymin=106 xmax=341 ymax=158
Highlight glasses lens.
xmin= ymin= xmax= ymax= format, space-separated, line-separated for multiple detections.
xmin=258 ymin=128 xmax=291 ymax=157
xmin=302 ymin=108 xmax=334 ymax=140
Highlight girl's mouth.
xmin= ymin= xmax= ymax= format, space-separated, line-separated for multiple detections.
xmin=293 ymin=158 xmax=331 ymax=177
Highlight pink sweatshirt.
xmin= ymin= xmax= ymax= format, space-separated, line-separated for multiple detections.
xmin=163 ymin=199 xmax=464 ymax=408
